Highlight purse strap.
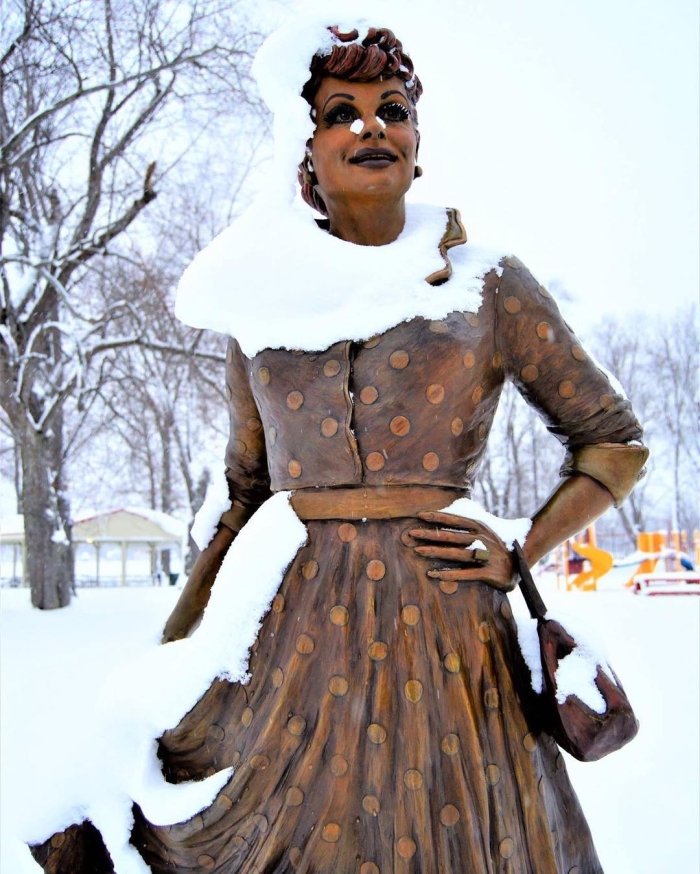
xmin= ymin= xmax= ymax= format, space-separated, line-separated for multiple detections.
xmin=512 ymin=541 xmax=548 ymax=621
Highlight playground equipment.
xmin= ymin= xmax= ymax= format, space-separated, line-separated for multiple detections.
xmin=554 ymin=525 xmax=613 ymax=592
xmin=629 ymin=529 xmax=700 ymax=596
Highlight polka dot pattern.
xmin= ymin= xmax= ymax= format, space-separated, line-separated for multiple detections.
xmin=486 ymin=764 xmax=501 ymax=786
xmin=401 ymin=605 xmax=421 ymax=625
xmin=302 ymin=560 xmax=318 ymax=580
xmin=484 ymin=688 xmax=500 ymax=709
xmin=362 ymin=795 xmax=381 ymax=815
xmin=405 ymin=680 xmax=424 ymax=703
xmin=287 ymin=716 xmax=306 ymax=736
xmin=441 ymin=734 xmax=460 ymax=756
xmin=295 ymin=634 xmax=314 ymax=655
xmin=396 ymin=837 xmax=417 ymax=860
xmin=366 ymin=452 xmax=385 ymax=471
xmin=366 ymin=560 xmax=386 ymax=581
xmin=422 ymin=452 xmax=440 ymax=471
xmin=404 ymin=769 xmax=423 ymax=789
xmin=499 ymin=838 xmax=515 ymax=859
xmin=440 ymin=804 xmax=460 ymax=827
xmin=426 ymin=384 xmax=445 ymax=404
xmin=286 ymin=787 xmax=304 ymax=806
xmin=321 ymin=823 xmax=341 ymax=843
xmin=360 ymin=386 xmax=378 ymax=404
xmin=321 ymin=417 xmax=338 ymax=437
xmin=389 ymin=350 xmax=410 ymax=369
xmin=330 ymin=754 xmax=349 ymax=776
xmin=338 ymin=523 xmax=357 ymax=542
xmin=390 ymin=415 xmax=411 ymax=436
xmin=329 ymin=675 xmax=349 ymax=697
xmin=559 ymin=380 xmax=576 ymax=399
xmin=286 ymin=391 xmax=304 ymax=410
xmin=444 ymin=652 xmax=461 ymax=673
xmin=329 ymin=605 xmax=349 ymax=626
xmin=367 ymin=723 xmax=387 ymax=744
xmin=504 ymin=296 xmax=522 ymax=314
xmin=368 ymin=641 xmax=389 ymax=661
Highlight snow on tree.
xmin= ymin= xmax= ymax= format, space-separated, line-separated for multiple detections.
xmin=0 ymin=0 xmax=262 ymax=608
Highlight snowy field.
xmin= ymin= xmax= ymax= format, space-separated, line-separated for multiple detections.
xmin=1 ymin=570 xmax=698 ymax=873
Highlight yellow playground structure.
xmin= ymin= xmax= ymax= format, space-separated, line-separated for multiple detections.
xmin=553 ymin=526 xmax=700 ymax=594
xmin=554 ymin=525 xmax=613 ymax=592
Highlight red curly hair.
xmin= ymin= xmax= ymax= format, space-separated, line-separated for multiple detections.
xmin=299 ymin=27 xmax=422 ymax=215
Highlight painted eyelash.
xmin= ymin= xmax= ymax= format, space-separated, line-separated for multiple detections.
xmin=379 ymin=102 xmax=410 ymax=121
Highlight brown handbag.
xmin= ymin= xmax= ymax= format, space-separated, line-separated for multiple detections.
xmin=513 ymin=542 xmax=639 ymax=762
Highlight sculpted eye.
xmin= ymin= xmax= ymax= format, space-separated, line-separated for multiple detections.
xmin=323 ymin=104 xmax=358 ymax=126
xmin=377 ymin=102 xmax=411 ymax=123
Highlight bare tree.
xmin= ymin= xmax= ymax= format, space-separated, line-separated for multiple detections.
xmin=0 ymin=0 xmax=262 ymax=608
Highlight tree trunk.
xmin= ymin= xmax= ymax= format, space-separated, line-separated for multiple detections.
xmin=19 ymin=419 xmax=73 ymax=609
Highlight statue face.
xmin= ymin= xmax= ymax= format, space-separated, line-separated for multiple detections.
xmin=310 ymin=76 xmax=418 ymax=209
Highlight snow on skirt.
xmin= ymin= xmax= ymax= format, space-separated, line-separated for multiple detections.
xmin=132 ymin=517 xmax=604 ymax=874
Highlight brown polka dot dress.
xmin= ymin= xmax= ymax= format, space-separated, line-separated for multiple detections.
xmin=38 ymin=254 xmax=645 ymax=873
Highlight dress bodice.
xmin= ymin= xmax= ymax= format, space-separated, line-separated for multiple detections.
xmin=223 ymin=257 xmax=642 ymax=502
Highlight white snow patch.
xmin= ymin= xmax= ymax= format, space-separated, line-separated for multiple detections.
xmin=190 ymin=468 xmax=231 ymax=550
xmin=176 ymin=200 xmax=505 ymax=357
xmin=514 ymin=614 xmax=544 ymax=693
xmin=547 ymin=606 xmax=616 ymax=714
xmin=15 ymin=493 xmax=307 ymax=872
xmin=437 ymin=496 xmax=531 ymax=549
xmin=251 ymin=8 xmax=377 ymax=204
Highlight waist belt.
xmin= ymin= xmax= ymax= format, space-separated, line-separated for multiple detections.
xmin=290 ymin=485 xmax=466 ymax=521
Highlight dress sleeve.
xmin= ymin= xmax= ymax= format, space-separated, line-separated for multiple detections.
xmin=220 ymin=337 xmax=272 ymax=531
xmin=494 ymin=256 xmax=648 ymax=505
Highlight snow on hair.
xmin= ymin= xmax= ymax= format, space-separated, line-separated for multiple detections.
xmin=298 ymin=26 xmax=422 ymax=216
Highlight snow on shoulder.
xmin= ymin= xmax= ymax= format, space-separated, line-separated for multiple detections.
xmin=175 ymin=199 xmax=506 ymax=358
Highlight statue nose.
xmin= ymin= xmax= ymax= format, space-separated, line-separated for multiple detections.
xmin=362 ymin=121 xmax=386 ymax=140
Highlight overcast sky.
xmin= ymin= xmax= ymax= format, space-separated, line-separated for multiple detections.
xmin=263 ymin=0 xmax=699 ymax=330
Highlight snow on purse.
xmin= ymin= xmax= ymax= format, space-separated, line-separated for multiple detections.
xmin=513 ymin=542 xmax=639 ymax=762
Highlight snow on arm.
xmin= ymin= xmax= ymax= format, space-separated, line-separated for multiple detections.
xmin=189 ymin=467 xmax=231 ymax=550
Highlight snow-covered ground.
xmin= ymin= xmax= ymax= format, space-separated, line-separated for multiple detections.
xmin=1 ymin=569 xmax=698 ymax=873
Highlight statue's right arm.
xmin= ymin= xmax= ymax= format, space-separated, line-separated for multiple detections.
xmin=161 ymin=338 xmax=272 ymax=643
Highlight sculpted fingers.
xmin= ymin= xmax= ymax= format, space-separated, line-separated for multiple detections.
xmin=415 ymin=544 xmax=490 ymax=563
xmin=408 ymin=526 xmax=475 ymax=546
xmin=417 ymin=511 xmax=478 ymax=532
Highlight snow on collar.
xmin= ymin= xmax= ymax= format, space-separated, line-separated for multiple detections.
xmin=175 ymin=199 xmax=506 ymax=358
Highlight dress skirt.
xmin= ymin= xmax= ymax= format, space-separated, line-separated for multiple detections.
xmin=131 ymin=516 xmax=604 ymax=874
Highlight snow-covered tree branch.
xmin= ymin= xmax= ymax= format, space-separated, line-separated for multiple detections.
xmin=0 ymin=0 xmax=263 ymax=609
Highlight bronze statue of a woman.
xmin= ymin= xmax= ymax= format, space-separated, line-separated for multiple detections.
xmin=32 ymin=18 xmax=648 ymax=874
